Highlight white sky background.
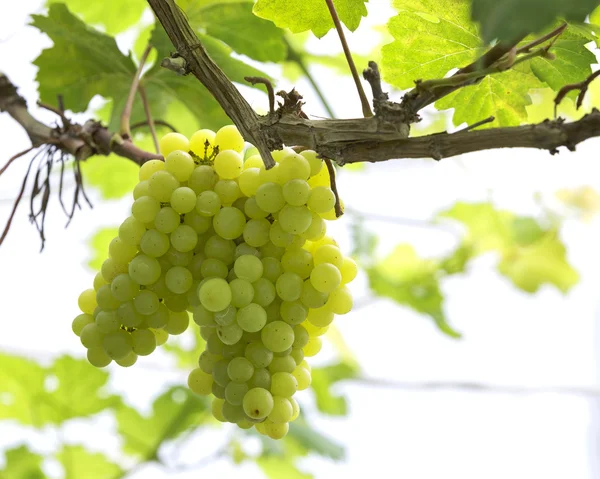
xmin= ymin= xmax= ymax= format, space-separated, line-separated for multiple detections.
xmin=2 ymin=1 xmax=600 ymax=478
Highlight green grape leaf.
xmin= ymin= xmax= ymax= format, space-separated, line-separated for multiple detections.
xmin=310 ymin=362 xmax=358 ymax=415
xmin=253 ymin=0 xmax=367 ymax=39
xmin=366 ymin=244 xmax=460 ymax=338
xmin=257 ymin=455 xmax=312 ymax=479
xmin=116 ymin=387 xmax=209 ymax=458
xmin=471 ymin=0 xmax=600 ymax=43
xmin=82 ymin=154 xmax=139 ymax=200
xmin=287 ymin=419 xmax=345 ymax=460
xmin=31 ymin=4 xmax=135 ymax=114
xmin=46 ymin=0 xmax=146 ymax=35
xmin=439 ymin=242 xmax=474 ymax=275
xmin=1 ymin=446 xmax=45 ymax=479
xmin=88 ymin=228 xmax=118 ymax=270
xmin=187 ymin=1 xmax=287 ymax=62
xmin=381 ymin=0 xmax=481 ymax=90
xmin=58 ymin=445 xmax=122 ymax=479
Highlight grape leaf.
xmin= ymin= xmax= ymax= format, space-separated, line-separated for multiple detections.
xmin=58 ymin=445 xmax=122 ymax=479
xmin=1 ymin=446 xmax=45 ymax=479
xmin=31 ymin=4 xmax=135 ymax=114
xmin=257 ymin=456 xmax=312 ymax=479
xmin=253 ymin=0 xmax=368 ymax=39
xmin=310 ymin=362 xmax=358 ymax=415
xmin=471 ymin=0 xmax=600 ymax=43
xmin=116 ymin=387 xmax=209 ymax=458
xmin=287 ymin=419 xmax=345 ymax=460
xmin=187 ymin=1 xmax=287 ymax=62
xmin=88 ymin=228 xmax=118 ymax=271
xmin=82 ymin=154 xmax=139 ymax=200
xmin=46 ymin=0 xmax=146 ymax=35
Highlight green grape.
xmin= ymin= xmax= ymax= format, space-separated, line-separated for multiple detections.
xmin=154 ymin=207 xmax=180 ymax=234
xmin=261 ymin=321 xmax=294 ymax=352
xmin=214 ymin=150 xmax=243 ymax=179
xmin=243 ymin=154 xmax=263 ymax=169
xmin=281 ymin=247 xmax=314 ymax=278
xmin=95 ymin=310 xmax=120 ymax=333
xmin=131 ymin=329 xmax=157 ymax=356
xmin=80 ymin=323 xmax=104 ymax=349
xmin=259 ymin=163 xmax=284 ymax=185
xmin=133 ymin=180 xmax=150 ymax=200
xmin=222 ymin=341 xmax=246 ymax=359
xmin=282 ymin=179 xmax=311 ymax=206
xmin=292 ymin=366 xmax=311 ymax=390
xmin=290 ymin=235 xmax=306 ymax=249
xmin=166 ymin=150 xmax=195 ymax=182
xmin=215 ymin=124 xmax=245 ymax=152
xmin=97 ymin=285 xmax=124 ymax=312
xmin=165 ymin=266 xmax=193 ymax=294
xmin=189 ymin=128 xmax=216 ymax=157
xmin=164 ymin=247 xmax=193 ymax=266
xmin=72 ymin=313 xmax=94 ymax=336
xmin=193 ymin=304 xmax=215 ymax=326
xmin=159 ymin=132 xmax=189 ymax=157
xmin=243 ymin=387 xmax=274 ymax=419
xmin=225 ymin=382 xmax=249 ymax=406
xmin=131 ymin=195 xmax=161 ymax=223
xmin=103 ymin=330 xmax=133 ymax=360
xmin=260 ymin=242 xmax=284 ymax=260
xmin=252 ymin=278 xmax=275 ymax=307
xmin=93 ymin=271 xmax=107 ymax=291
xmin=248 ymin=367 xmax=271 ymax=390
xmin=243 ymin=218 xmax=270 ymax=247
xmin=340 ymin=257 xmax=358 ymax=284
xmin=245 ymin=341 xmax=273 ymax=368
xmin=234 ymin=255 xmax=263 ymax=282
xmin=314 ymin=245 xmax=343 ymax=268
xmin=207 ymin=333 xmax=225 ymax=355
xmin=78 ymin=289 xmax=97 ymax=314
xmin=300 ymin=149 xmax=323 ymax=176
xmin=265 ymin=420 xmax=289 ymax=439
xmin=212 ymin=398 xmax=226 ymax=422
xmin=307 ymin=306 xmax=334 ymax=327
xmin=268 ymin=396 xmax=293 ymax=423
xmin=238 ymin=168 xmax=262 ymax=199
xmin=280 ymin=301 xmax=307 ymax=325
xmin=303 ymin=337 xmax=322 ymax=357
xmin=203 ymin=235 xmax=235 ymax=264
xmin=196 ymin=190 xmax=221 ymax=217
xmin=164 ymin=293 xmax=189 ymax=313
xmin=151 ymin=327 xmax=169 ymax=346
xmin=216 ymin=322 xmax=243 ymax=345
xmin=165 ymin=311 xmax=189 ymax=335
xmin=310 ymin=263 xmax=341 ymax=293
xmin=308 ymin=186 xmax=336 ymax=214
xmin=235 ymin=243 xmax=260 ymax=259
xmin=140 ymin=229 xmax=170 ymax=258
xmin=170 ymin=186 xmax=197 ymax=214
xmin=265 ymin=298 xmax=281 ymax=322
xmin=184 ymin=210 xmax=212 ymax=235
xmin=170 ymin=225 xmax=198 ymax=253
xmin=147 ymin=275 xmax=170 ymax=298
xmin=222 ymin=402 xmax=246 ymax=423
xmin=255 ymin=182 xmax=285 ymax=213
xmin=308 ymin=160 xmax=331 ymax=187
xmin=188 ymin=253 xmax=206 ymax=279
xmin=270 ymin=372 xmax=298 ymax=397
xmin=244 ymin=197 xmax=269 ymax=219
xmin=133 ymin=290 xmax=159 ymax=315
xmin=201 ymin=258 xmax=228 ymax=279
xmin=236 ymin=303 xmax=267 ymax=332
xmin=188 ymin=368 xmax=214 ymax=395
xmin=117 ymin=301 xmax=144 ymax=328
xmin=302 ymin=212 xmax=326 ymax=241
xmin=188 ymin=165 xmax=218 ymax=194
xmin=149 ymin=170 xmax=180 ymax=202
xmin=261 ymin=257 xmax=283 ymax=283
xmin=275 ymin=272 xmax=303 ymax=302
xmin=101 ymin=258 xmax=128 ymax=283
xmin=289 ymin=397 xmax=300 ymax=421
xmin=146 ymin=303 xmax=170 ymax=328
xmin=227 ymin=357 xmax=254 ymax=382
xmin=213 ymin=358 xmax=231 ymax=387
xmin=128 ymin=255 xmax=161 ymax=285
xmin=198 ymin=350 xmax=221 ymax=373
xmin=139 ymin=159 xmax=166 ymax=181
xmin=326 ymin=286 xmax=353 ymax=314
xmin=290 ymin=346 xmax=305 ymax=364
xmin=214 ymin=305 xmax=237 ymax=326
xmin=279 ymin=153 xmax=311 ymax=181
xmin=274 ymin=346 xmax=292 ymax=357
xmin=214 ymin=179 xmax=241 ymax=205
xmin=200 ymin=325 xmax=216 ymax=341
xmin=213 ymin=206 xmax=246 ymax=240
xmin=227 ymin=268 xmax=238 ymax=282
xmin=212 ymin=382 xmax=226 ymax=399
xmin=300 ymin=280 xmax=328 ymax=308
xmin=87 ymin=347 xmax=112 ymax=367
xmin=229 ymin=278 xmax=254 ymax=308
xmin=269 ymin=221 xmax=293 ymax=247
xmin=199 ymin=278 xmax=232 ymax=312
xmin=269 ymin=355 xmax=296 ymax=374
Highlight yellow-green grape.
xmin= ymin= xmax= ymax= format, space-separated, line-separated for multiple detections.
xmin=170 ymin=225 xmax=198 ymax=253
xmin=133 ymin=180 xmax=150 ymax=199
xmin=269 ymin=355 xmax=296 ymax=374
xmin=196 ymin=190 xmax=221 ymax=217
xmin=340 ymin=257 xmax=358 ymax=284
xmin=170 ymin=187 xmax=197 ymax=214
xmin=95 ymin=284 xmax=121 ymax=311
xmin=243 ymin=218 xmax=270 ymax=248
xmin=300 ymin=280 xmax=328 ymax=308
xmin=237 ymin=167 xmax=260 ymax=196
xmin=229 ymin=278 xmax=254 ymax=308
xmin=244 ymin=197 xmax=269 ymax=220
xmin=72 ymin=314 xmax=94 ymax=336
xmin=78 ymin=289 xmax=97 ymax=314
xmin=154 ymin=207 xmax=180 ymax=234
xmin=116 ymin=351 xmax=138 ymax=368
xmin=110 ymin=273 xmax=139 ymax=302
xmin=268 ymin=396 xmax=293 ymax=423
xmin=131 ymin=196 xmax=160 ymax=224
xmin=237 ymin=303 xmax=267 ymax=332
xmin=214 ymin=150 xmax=243 ymax=179
xmin=243 ymin=387 xmax=274 ymax=419
xmin=265 ymin=421 xmax=289 ymax=439
xmin=271 ymin=147 xmax=295 ymax=162
xmin=248 ymin=367 xmax=271 ymax=390
xmin=244 ymin=154 xmax=263 ymax=169
xmin=204 ymin=235 xmax=236 ymax=264
xmin=212 ymin=398 xmax=227 ymax=422
xmin=279 ymin=153 xmax=311 ymax=181
xmin=289 ymin=397 xmax=300 ymax=421
xmin=214 ymin=304 xmax=237 ymax=326
xmin=215 ymin=124 xmax=245 ymax=152
xmin=189 ymin=165 xmax=218 ymax=194
xmin=128 ymin=255 xmax=161 ymax=285
xmin=199 ymin=278 xmax=232 ymax=312
xmin=320 ymin=198 xmax=345 ymax=220
xmin=119 ymin=216 xmax=146 ymax=246
xmin=303 ymin=337 xmax=322 ymax=357
xmin=148 ymin=170 xmax=180 ymax=202
xmin=282 ymin=179 xmax=311 ymax=206
xmin=255 ymin=182 xmax=285 ymax=213
xmin=234 ymin=255 xmax=263 ymax=282
xmin=87 ymin=347 xmax=112 ymax=367
xmin=189 ymin=128 xmax=216 ymax=157
xmin=245 ymin=341 xmax=273 ymax=368
xmin=103 ymin=330 xmax=133 ymax=360
xmin=139 ymin=229 xmax=169 ymax=258
xmin=93 ymin=271 xmax=108 ymax=291
xmin=252 ymin=278 xmax=276 ymax=308
xmin=278 ymin=205 xmax=312 ymax=235
xmin=80 ymin=323 xmax=104 ymax=349
xmin=292 ymin=366 xmax=311 ymax=390
xmin=139 ymin=159 xmax=166 ymax=182
xmin=165 ymin=311 xmax=190 ymax=335
xmin=216 ymin=321 xmax=243 ymax=345
xmin=308 ymin=161 xmax=331 ymax=188
xmin=261 ymin=321 xmax=294 ymax=352
xmin=307 ymin=306 xmax=334 ymax=327
xmin=308 ymin=186 xmax=336 ymax=214
xmin=227 ymin=357 xmax=255 ymax=382
xmin=313 ymin=244 xmax=343 ymax=268
xmin=166 ymin=150 xmax=195 ymax=182
xmin=150 ymin=327 xmax=169 ymax=346
xmin=302 ymin=212 xmax=326 ymax=241
xmin=133 ymin=290 xmax=159 ymax=315
xmin=326 ymin=286 xmax=353 ymax=314
xmin=100 ymin=258 xmax=128 ymax=283
xmin=131 ymin=329 xmax=157 ymax=356
xmin=188 ymin=368 xmax=214 ymax=395
xmin=261 ymin=257 xmax=283 ymax=283
xmin=201 ymin=258 xmax=228 ymax=279
xmin=280 ymin=301 xmax=307 ymax=326
xmin=276 ymin=272 xmax=303 ymax=302
xmin=213 ymin=206 xmax=246 ymax=240
xmin=146 ymin=303 xmax=170 ymax=328
xmin=117 ymin=301 xmax=144 ymax=328
xmin=300 ymin=149 xmax=323 ymax=176
xmin=270 ymin=372 xmax=298 ymax=397
xmin=159 ymin=132 xmax=189 ymax=157
xmin=292 ymin=325 xmax=309 ymax=348
xmin=225 ymin=382 xmax=249 ymax=406
xmin=269 ymin=221 xmax=293 ymax=248
xmin=214 ymin=179 xmax=241 ymax=205
xmin=310 ymin=263 xmax=342 ymax=293
xmin=281 ymin=247 xmax=314 ymax=279
xmin=304 ymin=320 xmax=328 ymax=338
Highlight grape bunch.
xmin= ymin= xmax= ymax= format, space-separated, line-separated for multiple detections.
xmin=71 ymin=124 xmax=356 ymax=439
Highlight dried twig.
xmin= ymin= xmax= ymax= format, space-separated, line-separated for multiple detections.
xmin=324 ymin=158 xmax=343 ymax=218
xmin=244 ymin=76 xmax=275 ymax=113
xmin=131 ymin=119 xmax=178 ymax=132
xmin=0 ymin=146 xmax=34 ymax=176
xmin=554 ymin=69 xmax=600 ymax=117
xmin=457 ymin=116 xmax=495 ymax=132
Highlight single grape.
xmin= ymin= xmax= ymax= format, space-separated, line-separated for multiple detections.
xmin=103 ymin=330 xmax=133 ymax=360
xmin=131 ymin=195 xmax=161 ymax=224
xmin=300 ymin=149 xmax=323 ymax=176
xmin=243 ymin=154 xmax=263 ymax=169
xmin=214 ymin=179 xmax=241 ymax=205
xmin=303 ymin=337 xmax=322 ymax=357
xmin=93 ymin=271 xmax=108 ymax=291
xmin=95 ymin=310 xmax=120 ymax=333
xmin=188 ymin=165 xmax=219 ymax=194
xmin=252 ymin=278 xmax=276 ymax=307
xmin=276 ymin=272 xmax=303 ymax=302
xmin=229 ymin=278 xmax=254 ymax=308
xmin=261 ymin=257 xmax=283 ymax=283
xmin=238 ymin=167 xmax=261 ymax=197
xmin=265 ymin=420 xmax=289 ymax=439
xmin=133 ymin=290 xmax=160 ymax=315
xmin=340 ymin=257 xmax=358 ymax=284
xmin=151 ymin=328 xmax=169 ymax=346
xmin=189 ymin=128 xmax=216 ymax=157
xmin=290 ymin=397 xmax=300 ymax=421
xmin=314 ymin=245 xmax=344 ymax=268
xmin=279 ymin=153 xmax=311 ymax=182
xmin=165 ymin=266 xmax=193 ymax=294
xmin=128 ymin=255 xmax=161 ymax=285
xmin=243 ymin=387 xmax=274 ymax=419
xmin=146 ymin=303 xmax=170 ymax=329
xmin=204 ymin=235 xmax=236 ymax=264
xmin=216 ymin=322 xmax=243 ymax=345
xmin=211 ymin=398 xmax=226 ymax=422
xmin=234 ymin=255 xmax=263 ymax=282
xmin=269 ymin=355 xmax=296 ymax=374
xmin=188 ymin=368 xmax=214 ymax=395
xmin=159 ymin=132 xmax=189 ymax=157
xmin=269 ymin=221 xmax=293 ymax=248
xmin=149 ymin=170 xmax=180 ymax=202
xmin=199 ymin=278 xmax=232 ymax=312
xmin=214 ymin=305 xmax=237 ymax=326
xmin=213 ymin=206 xmax=246 ymax=240
xmin=225 ymin=382 xmax=249 ymax=406
xmin=170 ymin=186 xmax=197 ymax=214
xmin=140 ymin=229 xmax=170 ymax=258
xmin=243 ymin=218 xmax=270 ymax=247
xmin=244 ymin=197 xmax=269 ymax=219
xmin=261 ymin=321 xmax=294 ymax=352
xmin=139 ymin=159 xmax=166 ymax=181
xmin=280 ymin=301 xmax=308 ymax=326
xmin=165 ymin=150 xmax=195 ymax=182
xmin=87 ymin=347 xmax=112 ymax=367
xmin=78 ymin=289 xmax=97 ymax=314
xmin=248 ymin=368 xmax=271 ymax=390
xmin=282 ymin=179 xmax=311 ymax=206
xmin=154 ymin=207 xmax=180 ymax=234
xmin=198 ymin=350 xmax=221 ymax=373
xmin=307 ymin=306 xmax=334 ymax=327
xmin=196 ymin=190 xmax=221 ymax=217
xmin=300 ymin=279 xmax=329 ymax=308
xmin=245 ymin=341 xmax=273 ymax=368
xmin=236 ymin=303 xmax=267 ymax=332
xmin=117 ymin=301 xmax=144 ymax=328
xmin=72 ymin=313 xmax=94 ymax=336
xmin=326 ymin=286 xmax=353 ymax=314
xmin=292 ymin=366 xmax=311 ymax=390
xmin=270 ymin=372 xmax=298 ymax=397
xmin=310 ymin=263 xmax=342 ymax=293
xmin=165 ymin=311 xmax=190 ymax=335
xmin=255 ymin=182 xmax=285 ymax=213
xmin=227 ymin=357 xmax=255 ymax=382
xmin=101 ymin=258 xmax=128 ymax=283
xmin=214 ymin=150 xmax=243 ymax=179
xmin=281 ymin=247 xmax=314 ymax=278
xmin=268 ymin=396 xmax=293 ymax=423
xmin=131 ymin=329 xmax=157 ymax=356
xmin=214 ymin=124 xmax=245 ymax=152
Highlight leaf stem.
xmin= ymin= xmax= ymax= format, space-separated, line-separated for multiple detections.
xmin=138 ymin=85 xmax=159 ymax=153
xmin=516 ymin=22 xmax=567 ymax=54
xmin=324 ymin=0 xmax=372 ymax=117
xmin=324 ymin=158 xmax=343 ymax=217
xmin=120 ymin=44 xmax=153 ymax=140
